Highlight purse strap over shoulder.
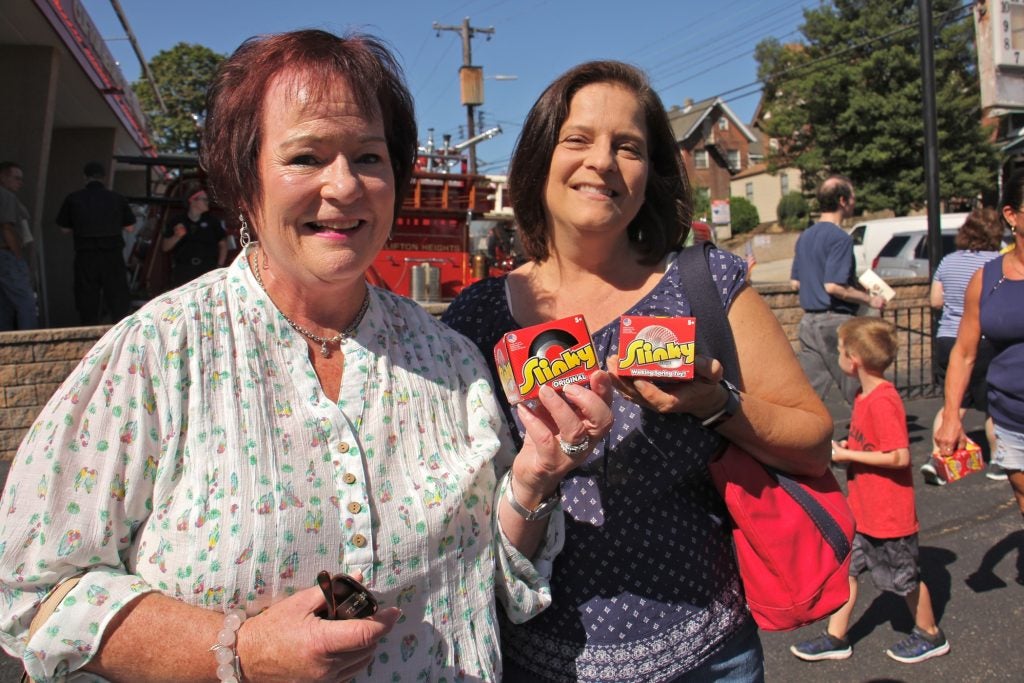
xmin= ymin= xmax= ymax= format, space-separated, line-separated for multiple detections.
xmin=677 ymin=242 xmax=740 ymax=386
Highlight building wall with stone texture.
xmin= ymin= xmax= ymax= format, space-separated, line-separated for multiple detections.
xmin=0 ymin=280 xmax=931 ymax=463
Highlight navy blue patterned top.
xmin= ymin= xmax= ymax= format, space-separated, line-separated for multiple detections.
xmin=443 ymin=248 xmax=752 ymax=682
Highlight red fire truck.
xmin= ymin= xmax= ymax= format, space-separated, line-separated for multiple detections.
xmin=120 ymin=145 xmax=518 ymax=304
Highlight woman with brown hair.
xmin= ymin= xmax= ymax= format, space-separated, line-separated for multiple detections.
xmin=922 ymin=207 xmax=1004 ymax=484
xmin=937 ymin=172 xmax=1024 ymax=518
xmin=444 ymin=60 xmax=831 ymax=682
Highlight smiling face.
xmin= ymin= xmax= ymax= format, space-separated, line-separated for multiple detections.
xmin=542 ymin=82 xmax=649 ymax=244
xmin=253 ymin=69 xmax=395 ymax=292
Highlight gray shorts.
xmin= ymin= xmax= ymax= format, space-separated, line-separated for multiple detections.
xmin=849 ymin=532 xmax=921 ymax=596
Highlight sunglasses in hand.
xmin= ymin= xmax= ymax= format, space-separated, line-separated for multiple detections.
xmin=316 ymin=570 xmax=378 ymax=620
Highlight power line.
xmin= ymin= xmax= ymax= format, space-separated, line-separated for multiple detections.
xmin=706 ymin=3 xmax=972 ymax=108
xmin=644 ymin=0 xmax=810 ymax=79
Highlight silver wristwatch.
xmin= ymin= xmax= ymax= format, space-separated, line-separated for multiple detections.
xmin=505 ymin=475 xmax=561 ymax=521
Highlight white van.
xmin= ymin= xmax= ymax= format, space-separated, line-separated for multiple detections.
xmin=848 ymin=213 xmax=969 ymax=274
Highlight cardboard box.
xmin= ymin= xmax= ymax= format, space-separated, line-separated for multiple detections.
xmin=617 ymin=316 xmax=696 ymax=380
xmin=858 ymin=269 xmax=896 ymax=302
xmin=932 ymin=438 xmax=984 ymax=483
xmin=493 ymin=315 xmax=597 ymax=405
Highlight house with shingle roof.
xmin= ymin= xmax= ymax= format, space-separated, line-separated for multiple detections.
xmin=668 ymin=96 xmax=758 ymax=217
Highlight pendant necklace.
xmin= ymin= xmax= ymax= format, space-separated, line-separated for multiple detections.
xmin=251 ymin=246 xmax=369 ymax=358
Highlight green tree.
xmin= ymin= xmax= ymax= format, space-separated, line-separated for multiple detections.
xmin=729 ymin=196 xmax=760 ymax=233
xmin=777 ymin=191 xmax=810 ymax=229
xmin=693 ymin=186 xmax=711 ymax=221
xmin=133 ymin=43 xmax=225 ymax=154
xmin=755 ymin=0 xmax=997 ymax=215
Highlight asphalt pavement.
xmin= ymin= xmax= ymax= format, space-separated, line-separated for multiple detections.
xmin=0 ymin=390 xmax=1021 ymax=682
xmin=762 ymin=389 xmax=1024 ymax=683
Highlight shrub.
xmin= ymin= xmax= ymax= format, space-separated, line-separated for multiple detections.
xmin=693 ymin=186 xmax=711 ymax=221
xmin=777 ymin=191 xmax=809 ymax=230
xmin=729 ymin=196 xmax=760 ymax=234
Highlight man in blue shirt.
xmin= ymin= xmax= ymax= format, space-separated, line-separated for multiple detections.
xmin=791 ymin=175 xmax=886 ymax=403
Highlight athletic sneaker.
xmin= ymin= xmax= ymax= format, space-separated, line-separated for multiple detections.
xmin=885 ymin=627 xmax=950 ymax=663
xmin=920 ymin=462 xmax=946 ymax=486
xmin=790 ymin=632 xmax=852 ymax=661
xmin=985 ymin=463 xmax=1009 ymax=481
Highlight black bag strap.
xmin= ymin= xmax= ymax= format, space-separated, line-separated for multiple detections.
xmin=679 ymin=243 xmax=851 ymax=563
xmin=677 ymin=242 xmax=740 ymax=385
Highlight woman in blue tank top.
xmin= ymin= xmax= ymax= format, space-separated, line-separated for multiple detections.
xmin=936 ymin=171 xmax=1024 ymax=519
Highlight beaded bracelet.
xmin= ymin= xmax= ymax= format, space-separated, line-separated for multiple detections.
xmin=209 ymin=608 xmax=246 ymax=683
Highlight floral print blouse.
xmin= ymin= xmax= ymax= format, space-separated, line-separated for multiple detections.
xmin=0 ymin=251 xmax=560 ymax=682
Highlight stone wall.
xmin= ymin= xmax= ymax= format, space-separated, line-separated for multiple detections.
xmin=759 ymin=276 xmax=930 ymax=348
xmin=0 ymin=326 xmax=107 ymax=462
xmin=0 ymin=279 xmax=932 ymax=463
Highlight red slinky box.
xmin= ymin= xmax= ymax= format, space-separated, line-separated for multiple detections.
xmin=932 ymin=438 xmax=984 ymax=483
xmin=493 ymin=315 xmax=597 ymax=405
xmin=617 ymin=316 xmax=696 ymax=380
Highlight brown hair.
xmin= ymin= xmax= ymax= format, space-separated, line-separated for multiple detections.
xmin=507 ymin=61 xmax=691 ymax=265
xmin=201 ymin=29 xmax=416 ymax=222
xmin=838 ymin=317 xmax=898 ymax=374
xmin=955 ymin=207 xmax=1003 ymax=251
xmin=815 ymin=174 xmax=854 ymax=213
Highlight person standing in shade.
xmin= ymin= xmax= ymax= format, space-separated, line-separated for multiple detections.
xmin=0 ymin=161 xmax=37 ymax=330
xmin=161 ymin=188 xmax=228 ymax=286
xmin=56 ymin=161 xmax=136 ymax=324
xmin=790 ymin=175 xmax=886 ymax=403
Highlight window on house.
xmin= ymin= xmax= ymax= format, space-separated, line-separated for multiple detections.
xmin=694 ymin=149 xmax=709 ymax=169
xmin=727 ymin=149 xmax=740 ymax=169
xmin=745 ymin=182 xmax=754 ymax=201
xmin=718 ymin=117 xmax=729 ymax=130
xmin=769 ymin=138 xmax=779 ymax=152
xmin=780 ymin=173 xmax=790 ymax=195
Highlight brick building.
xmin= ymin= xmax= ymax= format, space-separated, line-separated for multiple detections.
xmin=668 ymin=96 xmax=758 ymax=212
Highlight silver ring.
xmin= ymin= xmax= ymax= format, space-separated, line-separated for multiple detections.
xmin=558 ymin=436 xmax=591 ymax=456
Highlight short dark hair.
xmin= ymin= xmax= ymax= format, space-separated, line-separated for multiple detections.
xmin=508 ymin=60 xmax=691 ymax=264
xmin=1000 ymin=169 xmax=1024 ymax=225
xmin=955 ymin=207 xmax=1003 ymax=251
xmin=83 ymin=162 xmax=105 ymax=179
xmin=816 ymin=174 xmax=854 ymax=213
xmin=0 ymin=161 xmax=22 ymax=175
xmin=201 ymin=29 xmax=417 ymax=224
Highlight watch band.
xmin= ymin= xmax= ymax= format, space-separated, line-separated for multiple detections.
xmin=504 ymin=474 xmax=560 ymax=521
xmin=701 ymin=379 xmax=741 ymax=429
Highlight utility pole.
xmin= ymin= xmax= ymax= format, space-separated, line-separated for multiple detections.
xmin=432 ymin=17 xmax=494 ymax=174
xmin=919 ymin=0 xmax=941 ymax=280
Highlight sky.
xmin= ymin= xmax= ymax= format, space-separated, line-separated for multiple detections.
xmin=81 ymin=0 xmax=819 ymax=173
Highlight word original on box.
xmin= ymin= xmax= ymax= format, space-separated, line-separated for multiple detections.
xmin=494 ymin=315 xmax=597 ymax=404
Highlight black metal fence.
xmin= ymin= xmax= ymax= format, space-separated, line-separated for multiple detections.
xmin=883 ymin=304 xmax=941 ymax=399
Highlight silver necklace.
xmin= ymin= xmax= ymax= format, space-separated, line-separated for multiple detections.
xmin=251 ymin=247 xmax=370 ymax=358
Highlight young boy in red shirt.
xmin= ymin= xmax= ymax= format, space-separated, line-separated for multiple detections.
xmin=791 ymin=317 xmax=950 ymax=664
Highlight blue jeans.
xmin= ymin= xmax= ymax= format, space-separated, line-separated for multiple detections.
xmin=0 ymin=249 xmax=37 ymax=330
xmin=673 ymin=622 xmax=765 ymax=683
xmin=501 ymin=622 xmax=764 ymax=682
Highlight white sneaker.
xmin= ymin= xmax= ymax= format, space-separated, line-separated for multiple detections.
xmin=985 ymin=464 xmax=1009 ymax=481
xmin=920 ymin=462 xmax=946 ymax=486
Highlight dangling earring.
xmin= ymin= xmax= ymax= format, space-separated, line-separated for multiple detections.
xmin=238 ymin=212 xmax=251 ymax=248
